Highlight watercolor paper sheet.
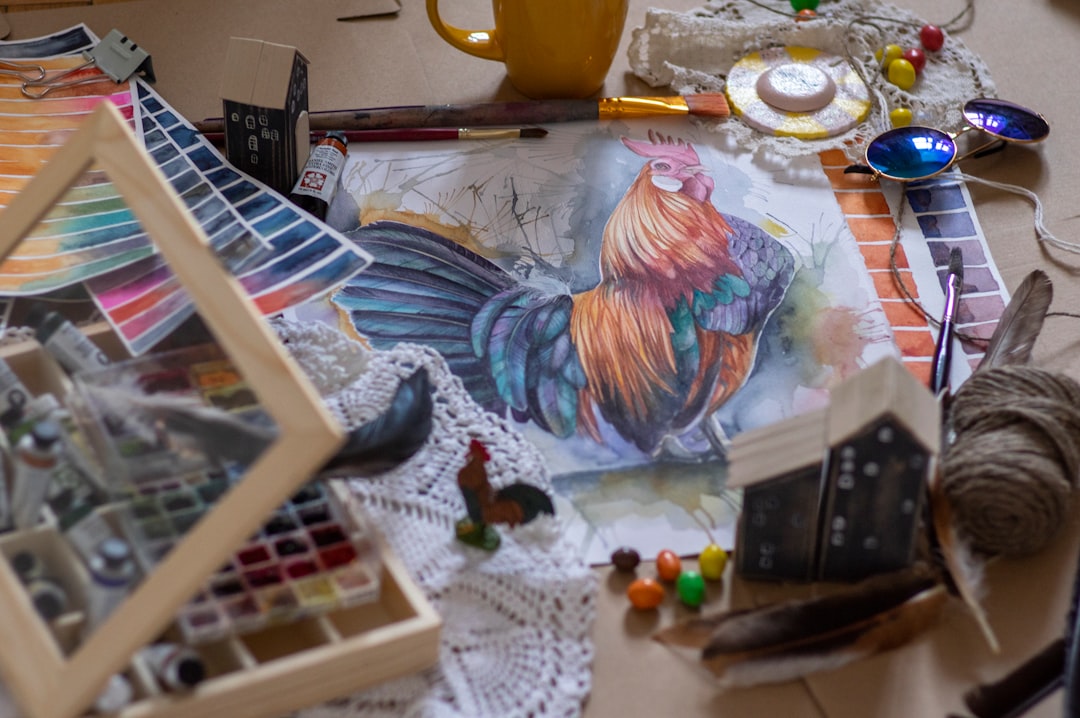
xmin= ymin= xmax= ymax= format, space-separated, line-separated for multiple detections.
xmin=2 ymin=28 xmax=1010 ymax=565
xmin=0 ymin=26 xmax=372 ymax=355
xmin=323 ymin=118 xmax=920 ymax=564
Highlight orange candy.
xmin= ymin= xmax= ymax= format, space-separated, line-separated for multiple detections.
xmin=627 ymin=577 xmax=665 ymax=610
xmin=656 ymin=549 xmax=682 ymax=581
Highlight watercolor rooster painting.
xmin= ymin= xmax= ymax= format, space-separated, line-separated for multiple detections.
xmin=319 ymin=117 xmax=897 ymax=563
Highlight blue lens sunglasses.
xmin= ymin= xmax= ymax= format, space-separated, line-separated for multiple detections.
xmin=845 ymin=98 xmax=1049 ymax=181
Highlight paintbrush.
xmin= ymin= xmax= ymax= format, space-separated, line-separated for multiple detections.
xmin=194 ymin=93 xmax=731 ymax=134
xmin=962 ymin=638 xmax=1064 ymax=718
xmin=930 ymin=247 xmax=964 ymax=396
xmin=202 ymin=126 xmax=547 ymax=146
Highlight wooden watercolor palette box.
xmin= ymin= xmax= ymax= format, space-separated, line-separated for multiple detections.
xmin=0 ymin=330 xmax=441 ymax=717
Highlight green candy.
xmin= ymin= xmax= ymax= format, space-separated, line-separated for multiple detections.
xmin=790 ymin=0 xmax=819 ymax=10
xmin=676 ymin=571 xmax=706 ymax=607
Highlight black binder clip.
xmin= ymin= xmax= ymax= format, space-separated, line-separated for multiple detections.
xmin=21 ymin=29 xmax=155 ymax=99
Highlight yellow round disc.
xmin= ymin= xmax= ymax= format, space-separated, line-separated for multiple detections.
xmin=725 ymin=46 xmax=871 ymax=139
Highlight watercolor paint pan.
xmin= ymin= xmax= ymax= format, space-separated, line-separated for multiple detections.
xmin=122 ymin=477 xmax=380 ymax=645
xmin=70 ymin=343 xmax=269 ymax=488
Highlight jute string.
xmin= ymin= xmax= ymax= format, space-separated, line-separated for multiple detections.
xmin=941 ymin=366 xmax=1080 ymax=556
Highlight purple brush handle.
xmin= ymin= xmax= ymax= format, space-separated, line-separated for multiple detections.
xmin=194 ymin=101 xmax=599 ymax=133
xmin=307 ymin=101 xmax=600 ymax=130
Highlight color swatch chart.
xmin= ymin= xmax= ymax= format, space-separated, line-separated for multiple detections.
xmin=86 ymin=81 xmax=374 ymax=354
xmin=0 ymin=26 xmax=373 ymax=356
xmin=820 ymin=150 xmax=1008 ymax=386
xmin=121 ymin=477 xmax=381 ymax=645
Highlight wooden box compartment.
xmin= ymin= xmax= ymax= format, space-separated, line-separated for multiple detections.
xmin=0 ymin=334 xmax=441 ymax=717
xmin=0 ymin=102 xmax=438 ymax=718
xmin=109 ymin=548 xmax=439 ymax=718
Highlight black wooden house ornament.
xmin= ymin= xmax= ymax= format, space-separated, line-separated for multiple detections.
xmin=729 ymin=356 xmax=941 ymax=582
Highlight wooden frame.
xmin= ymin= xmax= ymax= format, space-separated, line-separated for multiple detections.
xmin=0 ymin=100 xmax=348 ymax=718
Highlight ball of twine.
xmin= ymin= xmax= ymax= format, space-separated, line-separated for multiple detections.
xmin=941 ymin=365 xmax=1080 ymax=557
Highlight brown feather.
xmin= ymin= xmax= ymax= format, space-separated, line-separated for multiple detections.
xmin=703 ymin=584 xmax=947 ymax=687
xmin=934 ymin=270 xmax=1048 ymax=648
xmin=654 ymin=566 xmax=947 ymax=686
xmin=929 ymin=466 xmax=1001 ymax=653
xmin=975 ymin=270 xmax=1053 ymax=372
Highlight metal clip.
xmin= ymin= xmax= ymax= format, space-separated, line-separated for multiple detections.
xmin=0 ymin=59 xmax=45 ymax=82
xmin=21 ymin=29 xmax=155 ymax=99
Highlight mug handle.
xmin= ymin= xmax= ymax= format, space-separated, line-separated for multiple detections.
xmin=426 ymin=0 xmax=504 ymax=62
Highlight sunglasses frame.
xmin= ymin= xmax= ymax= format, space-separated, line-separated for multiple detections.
xmin=846 ymin=98 xmax=1050 ymax=182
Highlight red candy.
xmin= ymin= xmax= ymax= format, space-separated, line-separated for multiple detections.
xmin=920 ymin=24 xmax=944 ymax=52
xmin=903 ymin=47 xmax=926 ymax=74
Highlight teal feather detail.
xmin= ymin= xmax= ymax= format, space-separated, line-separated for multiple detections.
xmin=669 ymin=297 xmax=697 ymax=352
xmin=668 ymin=296 xmax=701 ymax=394
xmin=530 ymin=328 xmax=583 ymax=437
xmin=719 ymin=274 xmax=751 ymax=298
xmin=486 ymin=303 xmax=529 ymax=408
xmin=472 ymin=288 xmax=530 ymax=358
xmin=694 ymin=287 xmax=719 ymax=310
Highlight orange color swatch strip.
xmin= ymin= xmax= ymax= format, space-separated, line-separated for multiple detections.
xmin=818 ymin=151 xmax=935 ymax=382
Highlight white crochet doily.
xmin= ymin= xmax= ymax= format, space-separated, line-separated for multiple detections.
xmin=628 ymin=0 xmax=996 ymax=163
xmin=270 ymin=319 xmax=598 ymax=718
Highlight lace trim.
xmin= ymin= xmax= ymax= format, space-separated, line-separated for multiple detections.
xmin=270 ymin=319 xmax=598 ymax=718
xmin=628 ymin=0 xmax=996 ymax=163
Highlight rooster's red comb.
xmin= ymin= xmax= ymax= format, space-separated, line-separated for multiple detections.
xmin=469 ymin=439 xmax=491 ymax=461
xmin=621 ymin=129 xmax=701 ymax=167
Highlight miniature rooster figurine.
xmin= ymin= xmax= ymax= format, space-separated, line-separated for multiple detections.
xmin=455 ymin=439 xmax=554 ymax=550
xmin=334 ymin=130 xmax=795 ymax=458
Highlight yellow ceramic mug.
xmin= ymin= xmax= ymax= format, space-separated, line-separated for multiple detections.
xmin=426 ymin=0 xmax=629 ymax=99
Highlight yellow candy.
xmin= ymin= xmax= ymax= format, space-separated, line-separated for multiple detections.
xmin=875 ymin=44 xmax=903 ymax=69
xmin=698 ymin=544 xmax=728 ymax=581
xmin=890 ymin=108 xmax=913 ymax=128
xmin=887 ymin=59 xmax=917 ymax=90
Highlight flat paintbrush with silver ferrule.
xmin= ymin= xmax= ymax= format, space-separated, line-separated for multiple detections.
xmin=930 ymin=247 xmax=964 ymax=396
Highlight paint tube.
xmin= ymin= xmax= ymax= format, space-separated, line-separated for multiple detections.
xmin=9 ymin=550 xmax=45 ymax=583
xmin=25 ymin=303 xmax=109 ymax=376
xmin=10 ymin=419 xmax=62 ymax=530
xmin=6 ymin=393 xmax=61 ymax=447
xmin=63 ymin=504 xmax=118 ymax=564
xmin=0 ymin=357 xmax=31 ymax=430
xmin=9 ymin=550 xmax=70 ymax=620
xmin=140 ymin=643 xmax=207 ymax=692
xmin=84 ymin=536 xmax=138 ymax=629
xmin=288 ymin=131 xmax=348 ymax=222
xmin=0 ymin=435 xmax=11 ymax=533
xmin=25 ymin=576 xmax=68 ymax=620
xmin=91 ymin=673 xmax=133 ymax=714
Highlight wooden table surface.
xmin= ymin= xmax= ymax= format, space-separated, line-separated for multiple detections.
xmin=6 ymin=0 xmax=1080 ymax=716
